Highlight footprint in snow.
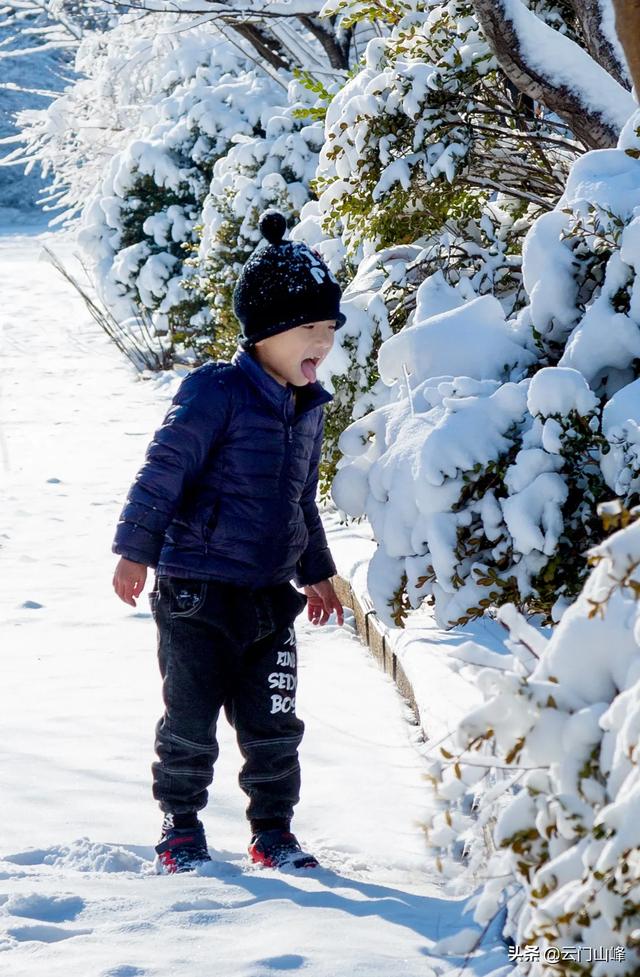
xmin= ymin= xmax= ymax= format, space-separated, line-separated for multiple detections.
xmin=103 ymin=968 xmax=148 ymax=977
xmin=6 ymin=923 xmax=92 ymax=943
xmin=4 ymin=893 xmax=84 ymax=922
xmin=257 ymin=955 xmax=307 ymax=971
xmin=170 ymin=898 xmax=225 ymax=912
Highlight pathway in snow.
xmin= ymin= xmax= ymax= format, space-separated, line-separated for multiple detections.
xmin=0 ymin=231 xmax=509 ymax=977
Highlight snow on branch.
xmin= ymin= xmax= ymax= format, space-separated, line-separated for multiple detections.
xmin=472 ymin=0 xmax=636 ymax=147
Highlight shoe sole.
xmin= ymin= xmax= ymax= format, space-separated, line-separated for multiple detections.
xmin=153 ymin=853 xmax=212 ymax=875
xmin=248 ymin=850 xmax=319 ymax=870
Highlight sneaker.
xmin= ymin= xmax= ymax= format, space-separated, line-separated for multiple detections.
xmin=248 ymin=828 xmax=318 ymax=869
xmin=154 ymin=815 xmax=212 ymax=874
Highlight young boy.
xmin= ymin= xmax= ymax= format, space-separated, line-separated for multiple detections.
xmin=112 ymin=210 xmax=345 ymax=874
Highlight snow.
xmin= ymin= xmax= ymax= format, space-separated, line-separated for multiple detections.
xmin=527 ymin=366 xmax=598 ymax=418
xmin=520 ymin=211 xmax=580 ymax=340
xmin=560 ymin=148 xmax=640 ymax=217
xmin=501 ymin=472 xmax=568 ymax=556
xmin=413 ymin=271 xmax=464 ymax=323
xmin=559 ymin=296 xmax=640 ymax=387
xmin=377 ymin=295 xmax=534 ymax=386
xmin=601 ymin=378 xmax=640 ymax=493
xmin=0 ymin=229 xmax=511 ymax=977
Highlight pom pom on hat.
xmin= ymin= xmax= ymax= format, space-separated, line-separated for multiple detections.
xmin=258 ymin=209 xmax=287 ymax=246
xmin=233 ymin=209 xmax=346 ymax=348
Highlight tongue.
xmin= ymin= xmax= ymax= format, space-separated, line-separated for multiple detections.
xmin=301 ymin=358 xmax=317 ymax=382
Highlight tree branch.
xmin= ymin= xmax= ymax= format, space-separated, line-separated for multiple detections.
xmin=296 ymin=14 xmax=350 ymax=68
xmin=570 ymin=0 xmax=630 ymax=88
xmin=225 ymin=20 xmax=291 ymax=70
xmin=471 ymin=0 xmax=636 ymax=148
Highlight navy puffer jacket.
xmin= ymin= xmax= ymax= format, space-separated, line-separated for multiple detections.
xmin=112 ymin=348 xmax=337 ymax=588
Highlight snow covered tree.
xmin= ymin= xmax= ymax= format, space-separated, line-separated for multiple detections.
xmin=4 ymin=10 xmax=180 ymax=222
xmin=314 ymin=0 xmax=562 ymax=496
xmin=309 ymin=0 xmax=588 ymax=495
xmin=77 ymin=46 xmax=331 ymax=353
xmin=97 ymin=0 xmax=356 ymax=72
xmin=314 ymin=0 xmax=579 ymax=256
xmin=472 ymin=0 xmax=633 ymax=149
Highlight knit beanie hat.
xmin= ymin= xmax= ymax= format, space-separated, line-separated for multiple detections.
xmin=233 ymin=210 xmax=346 ymax=349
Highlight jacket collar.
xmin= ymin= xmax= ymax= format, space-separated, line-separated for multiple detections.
xmin=232 ymin=347 xmax=333 ymax=418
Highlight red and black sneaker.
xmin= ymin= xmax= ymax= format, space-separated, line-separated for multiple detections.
xmin=248 ymin=828 xmax=318 ymax=870
xmin=154 ymin=815 xmax=212 ymax=874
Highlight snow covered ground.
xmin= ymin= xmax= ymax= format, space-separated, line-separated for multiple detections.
xmin=0 ymin=230 xmax=511 ymax=977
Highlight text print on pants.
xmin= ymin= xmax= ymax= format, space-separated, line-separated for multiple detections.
xmin=268 ymin=672 xmax=297 ymax=691
xmin=277 ymin=650 xmax=296 ymax=667
xmin=270 ymin=626 xmax=297 ymax=713
xmin=271 ymin=694 xmax=296 ymax=714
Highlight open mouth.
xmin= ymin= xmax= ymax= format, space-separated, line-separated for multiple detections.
xmin=301 ymin=356 xmax=321 ymax=382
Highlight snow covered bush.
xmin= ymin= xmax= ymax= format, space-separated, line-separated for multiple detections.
xmin=313 ymin=242 xmax=418 ymax=492
xmin=192 ymin=80 xmax=326 ymax=356
xmin=333 ymin=117 xmax=640 ymax=628
xmin=314 ymin=0 xmax=572 ymax=257
xmin=313 ymin=190 xmax=549 ymax=495
xmin=423 ymin=504 xmax=640 ymax=975
xmin=76 ymin=27 xmax=292 ymax=348
xmin=72 ymin=24 xmax=338 ymax=356
xmin=307 ymin=0 xmax=583 ymax=494
xmin=10 ymin=6 xmax=362 ymax=358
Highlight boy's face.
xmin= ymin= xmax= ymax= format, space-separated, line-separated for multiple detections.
xmin=253 ymin=319 xmax=337 ymax=387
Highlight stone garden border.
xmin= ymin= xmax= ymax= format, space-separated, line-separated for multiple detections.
xmin=333 ymin=574 xmax=422 ymax=729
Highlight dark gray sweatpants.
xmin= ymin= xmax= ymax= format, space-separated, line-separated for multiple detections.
xmin=148 ymin=575 xmax=308 ymax=823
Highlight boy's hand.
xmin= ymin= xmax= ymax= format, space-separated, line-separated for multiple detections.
xmin=113 ymin=556 xmax=148 ymax=607
xmin=303 ymin=579 xmax=344 ymax=627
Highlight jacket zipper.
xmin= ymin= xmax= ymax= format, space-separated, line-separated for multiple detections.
xmin=280 ymin=412 xmax=294 ymax=495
